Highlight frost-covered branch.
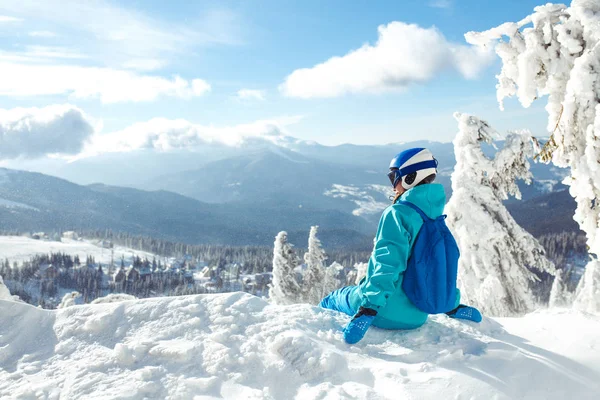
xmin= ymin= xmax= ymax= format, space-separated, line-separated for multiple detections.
xmin=447 ymin=113 xmax=555 ymax=316
xmin=468 ymin=0 xmax=600 ymax=312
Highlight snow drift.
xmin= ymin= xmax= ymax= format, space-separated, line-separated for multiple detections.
xmin=1 ymin=292 xmax=599 ymax=399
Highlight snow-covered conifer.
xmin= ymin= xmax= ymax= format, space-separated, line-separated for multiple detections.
xmin=302 ymin=226 xmax=328 ymax=304
xmin=467 ymin=0 xmax=600 ymax=312
xmin=446 ymin=113 xmax=555 ymax=316
xmin=573 ymin=261 xmax=600 ymax=313
xmin=549 ymin=269 xmax=572 ymax=308
xmin=322 ymin=261 xmax=344 ymax=297
xmin=0 ymin=275 xmax=12 ymax=301
xmin=269 ymin=231 xmax=302 ymax=305
xmin=354 ymin=262 xmax=368 ymax=285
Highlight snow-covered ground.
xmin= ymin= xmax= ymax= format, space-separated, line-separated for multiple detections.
xmin=324 ymin=184 xmax=389 ymax=216
xmin=1 ymin=292 xmax=598 ymax=399
xmin=0 ymin=198 xmax=39 ymax=211
xmin=0 ymin=236 xmax=159 ymax=265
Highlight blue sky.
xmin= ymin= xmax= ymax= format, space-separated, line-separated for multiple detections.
xmin=0 ymin=0 xmax=550 ymax=152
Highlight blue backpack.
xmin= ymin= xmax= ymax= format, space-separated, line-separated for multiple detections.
xmin=397 ymin=201 xmax=459 ymax=314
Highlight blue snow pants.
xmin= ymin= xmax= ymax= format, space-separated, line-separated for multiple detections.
xmin=319 ymin=286 xmax=359 ymax=317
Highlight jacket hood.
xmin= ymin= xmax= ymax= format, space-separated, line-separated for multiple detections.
xmin=398 ymin=183 xmax=446 ymax=219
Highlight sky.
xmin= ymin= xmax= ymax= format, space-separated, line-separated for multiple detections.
xmin=0 ymin=0 xmax=552 ymax=164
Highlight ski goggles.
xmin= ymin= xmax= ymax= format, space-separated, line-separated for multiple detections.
xmin=387 ymin=168 xmax=400 ymax=187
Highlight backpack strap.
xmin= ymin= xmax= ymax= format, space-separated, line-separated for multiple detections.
xmin=396 ymin=200 xmax=431 ymax=221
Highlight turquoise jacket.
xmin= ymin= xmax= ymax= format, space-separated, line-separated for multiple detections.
xmin=349 ymin=183 xmax=460 ymax=329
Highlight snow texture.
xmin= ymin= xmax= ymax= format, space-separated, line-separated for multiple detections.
xmin=466 ymin=0 xmax=600 ymax=311
xmin=91 ymin=293 xmax=138 ymax=305
xmin=446 ymin=113 xmax=555 ymax=316
xmin=1 ymin=292 xmax=599 ymax=399
xmin=57 ymin=292 xmax=82 ymax=309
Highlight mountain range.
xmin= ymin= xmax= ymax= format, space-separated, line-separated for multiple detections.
xmin=0 ymin=168 xmax=374 ymax=249
xmin=0 ymin=136 xmax=576 ymax=249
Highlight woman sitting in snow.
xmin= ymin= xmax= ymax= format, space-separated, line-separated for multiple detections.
xmin=319 ymin=148 xmax=482 ymax=344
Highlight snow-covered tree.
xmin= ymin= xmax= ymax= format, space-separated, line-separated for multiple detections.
xmin=573 ymin=263 xmax=600 ymax=312
xmin=467 ymin=0 xmax=600 ymax=312
xmin=549 ymin=269 xmax=572 ymax=308
xmin=354 ymin=262 xmax=368 ymax=285
xmin=446 ymin=113 xmax=556 ymax=316
xmin=0 ymin=275 xmax=12 ymax=301
xmin=269 ymin=231 xmax=302 ymax=305
xmin=322 ymin=261 xmax=344 ymax=297
xmin=302 ymin=226 xmax=328 ymax=304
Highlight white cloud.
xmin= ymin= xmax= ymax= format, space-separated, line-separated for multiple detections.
xmin=236 ymin=89 xmax=266 ymax=101
xmin=81 ymin=116 xmax=301 ymax=157
xmin=0 ymin=104 xmax=95 ymax=159
xmin=0 ymin=15 xmax=22 ymax=22
xmin=192 ymin=79 xmax=212 ymax=96
xmin=0 ymin=46 xmax=86 ymax=64
xmin=0 ymin=61 xmax=211 ymax=103
xmin=280 ymin=22 xmax=494 ymax=98
xmin=0 ymin=1 xmax=243 ymax=70
xmin=0 ymin=2 xmax=235 ymax=103
xmin=122 ymin=59 xmax=167 ymax=72
xmin=21 ymin=45 xmax=86 ymax=59
xmin=429 ymin=0 xmax=453 ymax=9
xmin=28 ymin=30 xmax=58 ymax=38
xmin=0 ymin=106 xmax=299 ymax=161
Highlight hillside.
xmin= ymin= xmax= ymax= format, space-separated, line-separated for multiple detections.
xmin=1 ymin=292 xmax=599 ymax=399
xmin=0 ymin=168 xmax=372 ymax=249
xmin=41 ymin=138 xmax=566 ymax=217
xmin=145 ymin=148 xmax=388 ymax=211
xmin=505 ymin=189 xmax=580 ymax=237
xmin=0 ymin=165 xmax=578 ymax=251
xmin=0 ymin=236 xmax=158 ymax=264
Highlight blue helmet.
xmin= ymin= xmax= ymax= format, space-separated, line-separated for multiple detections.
xmin=388 ymin=148 xmax=438 ymax=190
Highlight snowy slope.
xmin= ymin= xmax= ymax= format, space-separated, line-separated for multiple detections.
xmin=0 ymin=236 xmax=159 ymax=264
xmin=0 ymin=198 xmax=39 ymax=211
xmin=1 ymin=293 xmax=599 ymax=400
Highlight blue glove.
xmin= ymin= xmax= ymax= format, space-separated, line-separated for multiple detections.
xmin=446 ymin=304 xmax=482 ymax=323
xmin=343 ymin=307 xmax=377 ymax=344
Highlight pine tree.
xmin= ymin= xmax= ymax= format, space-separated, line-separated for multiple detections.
xmin=353 ymin=262 xmax=368 ymax=285
xmin=0 ymin=275 xmax=12 ymax=300
xmin=446 ymin=113 xmax=556 ymax=316
xmin=549 ymin=269 xmax=571 ymax=308
xmin=302 ymin=226 xmax=328 ymax=304
xmin=322 ymin=261 xmax=343 ymax=297
xmin=269 ymin=231 xmax=302 ymax=305
xmin=468 ymin=0 xmax=600 ymax=312
xmin=573 ymin=262 xmax=600 ymax=313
